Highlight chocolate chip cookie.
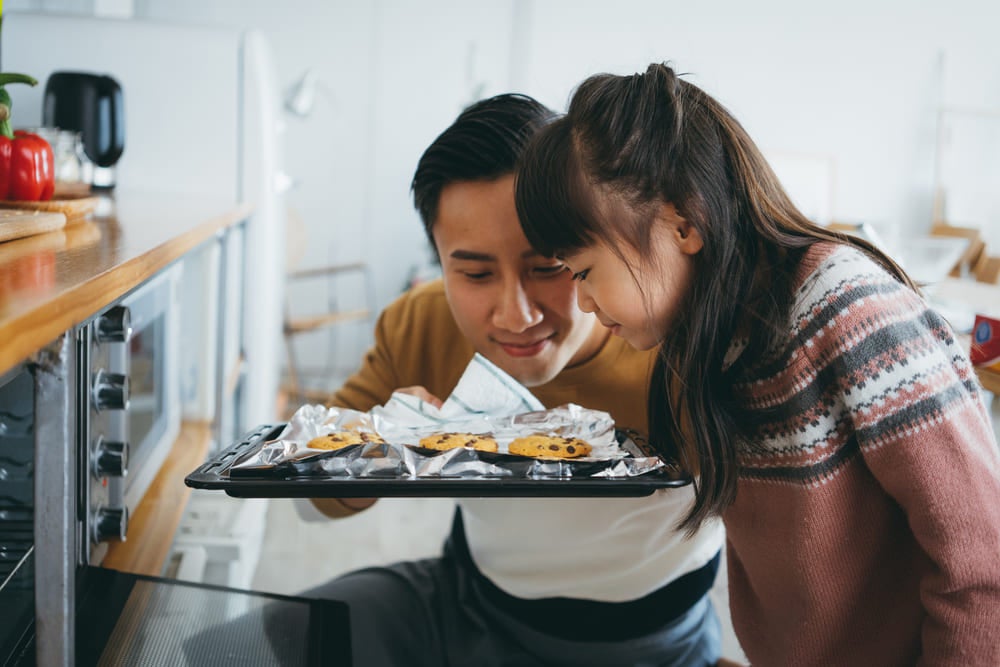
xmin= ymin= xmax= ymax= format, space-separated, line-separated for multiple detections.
xmin=418 ymin=432 xmax=499 ymax=453
xmin=507 ymin=435 xmax=592 ymax=459
xmin=307 ymin=431 xmax=386 ymax=450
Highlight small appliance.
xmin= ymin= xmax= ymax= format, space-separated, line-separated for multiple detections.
xmin=42 ymin=71 xmax=125 ymax=189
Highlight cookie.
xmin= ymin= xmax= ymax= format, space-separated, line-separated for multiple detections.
xmin=418 ymin=432 xmax=499 ymax=453
xmin=508 ymin=435 xmax=592 ymax=459
xmin=307 ymin=431 xmax=386 ymax=451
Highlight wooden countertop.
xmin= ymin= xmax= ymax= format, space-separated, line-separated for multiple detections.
xmin=0 ymin=191 xmax=252 ymax=375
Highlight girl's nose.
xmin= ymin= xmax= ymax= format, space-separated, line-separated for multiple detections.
xmin=576 ymin=287 xmax=596 ymax=314
xmin=492 ymin=280 xmax=543 ymax=332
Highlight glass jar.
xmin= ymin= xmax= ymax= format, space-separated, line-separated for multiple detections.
xmin=22 ymin=127 xmax=88 ymax=188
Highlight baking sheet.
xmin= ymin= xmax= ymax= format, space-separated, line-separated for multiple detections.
xmin=185 ymin=423 xmax=691 ymax=498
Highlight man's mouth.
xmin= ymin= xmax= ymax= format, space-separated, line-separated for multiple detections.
xmin=494 ymin=334 xmax=554 ymax=358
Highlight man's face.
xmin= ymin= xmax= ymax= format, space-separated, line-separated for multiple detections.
xmin=432 ymin=175 xmax=606 ymax=387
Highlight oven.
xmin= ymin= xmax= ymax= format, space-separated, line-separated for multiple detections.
xmin=0 ymin=366 xmax=35 ymax=663
xmin=0 ymin=261 xmax=352 ymax=665
xmin=78 ymin=263 xmax=182 ymax=564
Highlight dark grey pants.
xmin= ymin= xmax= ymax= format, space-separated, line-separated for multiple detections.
xmin=265 ymin=518 xmax=721 ymax=666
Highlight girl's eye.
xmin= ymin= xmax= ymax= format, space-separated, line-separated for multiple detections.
xmin=463 ymin=271 xmax=491 ymax=280
xmin=570 ymin=269 xmax=590 ymax=282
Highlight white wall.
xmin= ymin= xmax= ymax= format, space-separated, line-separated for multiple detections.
xmin=518 ymin=0 xmax=1000 ymax=249
xmin=127 ymin=0 xmax=998 ymax=305
xmin=7 ymin=0 xmax=1000 ymax=373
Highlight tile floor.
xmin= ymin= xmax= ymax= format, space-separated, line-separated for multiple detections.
xmin=251 ymin=497 xmax=747 ymax=662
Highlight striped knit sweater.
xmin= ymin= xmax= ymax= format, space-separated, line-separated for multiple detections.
xmin=724 ymin=242 xmax=1000 ymax=666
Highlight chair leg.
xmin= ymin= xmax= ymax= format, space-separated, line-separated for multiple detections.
xmin=284 ymin=329 xmax=303 ymax=403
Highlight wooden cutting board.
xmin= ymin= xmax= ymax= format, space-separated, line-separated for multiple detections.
xmin=0 ymin=209 xmax=67 ymax=243
xmin=0 ymin=193 xmax=99 ymax=223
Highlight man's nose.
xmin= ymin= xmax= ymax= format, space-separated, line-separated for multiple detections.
xmin=492 ymin=280 xmax=543 ymax=332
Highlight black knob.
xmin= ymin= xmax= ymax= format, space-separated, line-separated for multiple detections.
xmin=93 ymin=438 xmax=129 ymax=478
xmin=95 ymin=305 xmax=132 ymax=343
xmin=93 ymin=506 xmax=128 ymax=543
xmin=93 ymin=370 xmax=129 ymax=411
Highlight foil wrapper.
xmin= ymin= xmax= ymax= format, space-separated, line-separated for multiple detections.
xmin=230 ymin=354 xmax=674 ymax=481
xmin=230 ymin=402 xmax=668 ymax=480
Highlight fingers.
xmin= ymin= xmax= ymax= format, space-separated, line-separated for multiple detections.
xmin=395 ymin=385 xmax=444 ymax=409
xmin=339 ymin=497 xmax=377 ymax=511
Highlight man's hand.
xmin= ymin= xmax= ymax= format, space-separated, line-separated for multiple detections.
xmin=310 ymin=496 xmax=377 ymax=518
xmin=310 ymin=386 xmax=441 ymax=519
xmin=339 ymin=497 xmax=377 ymax=511
xmin=395 ymin=385 xmax=444 ymax=409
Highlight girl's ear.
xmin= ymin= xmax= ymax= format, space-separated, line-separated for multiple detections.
xmin=661 ymin=204 xmax=703 ymax=255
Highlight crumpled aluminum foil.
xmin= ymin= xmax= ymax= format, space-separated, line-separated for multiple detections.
xmin=230 ymin=403 xmax=668 ymax=479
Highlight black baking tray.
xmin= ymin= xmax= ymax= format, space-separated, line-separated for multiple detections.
xmin=185 ymin=423 xmax=691 ymax=498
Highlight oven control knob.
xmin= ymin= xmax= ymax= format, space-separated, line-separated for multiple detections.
xmin=93 ymin=506 xmax=128 ymax=543
xmin=94 ymin=439 xmax=129 ymax=478
xmin=93 ymin=371 xmax=130 ymax=411
xmin=95 ymin=305 xmax=132 ymax=343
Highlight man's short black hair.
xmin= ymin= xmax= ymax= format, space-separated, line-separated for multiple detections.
xmin=411 ymin=93 xmax=557 ymax=248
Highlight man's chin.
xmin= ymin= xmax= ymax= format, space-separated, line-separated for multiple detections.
xmin=483 ymin=352 xmax=561 ymax=388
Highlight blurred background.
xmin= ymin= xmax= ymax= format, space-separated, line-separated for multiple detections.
xmin=9 ymin=0 xmax=998 ymax=393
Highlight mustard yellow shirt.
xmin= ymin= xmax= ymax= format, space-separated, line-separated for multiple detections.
xmin=331 ymin=279 xmax=657 ymax=434
xmin=320 ymin=281 xmax=724 ymax=600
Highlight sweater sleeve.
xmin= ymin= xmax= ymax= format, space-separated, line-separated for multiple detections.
xmin=310 ymin=294 xmax=408 ymax=519
xmin=311 ymin=283 xmax=466 ymax=519
xmin=328 ymin=296 xmax=407 ymax=412
xmin=820 ymin=279 xmax=1000 ymax=664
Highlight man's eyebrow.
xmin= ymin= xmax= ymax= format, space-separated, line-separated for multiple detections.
xmin=450 ymin=249 xmax=496 ymax=261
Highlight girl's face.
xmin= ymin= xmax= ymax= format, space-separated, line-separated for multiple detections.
xmin=561 ymin=203 xmax=703 ymax=351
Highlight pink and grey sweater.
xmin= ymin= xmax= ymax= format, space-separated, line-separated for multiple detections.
xmin=724 ymin=243 xmax=1000 ymax=665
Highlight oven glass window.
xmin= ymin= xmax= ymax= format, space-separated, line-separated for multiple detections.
xmin=127 ymin=313 xmax=167 ymax=481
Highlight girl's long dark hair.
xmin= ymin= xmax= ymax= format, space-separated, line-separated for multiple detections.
xmin=515 ymin=63 xmax=915 ymax=533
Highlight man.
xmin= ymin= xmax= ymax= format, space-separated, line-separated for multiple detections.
xmin=299 ymin=94 xmax=725 ymax=666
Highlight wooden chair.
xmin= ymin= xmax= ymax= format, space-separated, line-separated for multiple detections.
xmin=281 ymin=208 xmax=375 ymax=405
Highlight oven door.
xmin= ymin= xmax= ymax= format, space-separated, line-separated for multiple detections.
xmin=1 ymin=565 xmax=352 ymax=666
xmin=84 ymin=264 xmax=183 ymax=564
xmin=112 ymin=262 xmax=182 ymax=514
xmin=72 ymin=567 xmax=351 ymax=666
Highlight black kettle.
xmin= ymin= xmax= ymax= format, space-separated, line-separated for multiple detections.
xmin=42 ymin=71 xmax=125 ymax=189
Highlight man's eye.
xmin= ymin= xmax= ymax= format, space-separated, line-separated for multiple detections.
xmin=570 ymin=269 xmax=590 ymax=281
xmin=533 ymin=264 xmax=566 ymax=276
xmin=463 ymin=271 xmax=491 ymax=280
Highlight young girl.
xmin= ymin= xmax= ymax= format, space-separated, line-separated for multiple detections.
xmin=514 ymin=63 xmax=1000 ymax=666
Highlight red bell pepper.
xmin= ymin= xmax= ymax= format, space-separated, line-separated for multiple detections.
xmin=0 ymin=72 xmax=55 ymax=201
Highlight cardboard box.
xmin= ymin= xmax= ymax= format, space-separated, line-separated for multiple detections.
xmin=974 ymin=255 xmax=1000 ymax=284
xmin=930 ymin=224 xmax=986 ymax=278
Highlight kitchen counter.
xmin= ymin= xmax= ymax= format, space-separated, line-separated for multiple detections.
xmin=928 ymin=278 xmax=1000 ymax=395
xmin=0 ymin=191 xmax=252 ymax=376
xmin=0 ymin=190 xmax=255 ymax=664
xmin=0 ymin=191 xmax=251 ymax=577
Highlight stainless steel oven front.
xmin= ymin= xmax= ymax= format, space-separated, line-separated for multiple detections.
xmin=78 ymin=263 xmax=181 ymax=564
